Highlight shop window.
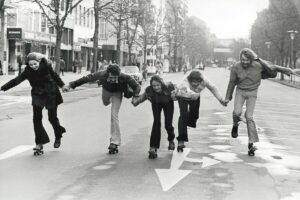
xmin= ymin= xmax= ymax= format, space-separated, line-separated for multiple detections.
xmin=83 ymin=7 xmax=86 ymax=27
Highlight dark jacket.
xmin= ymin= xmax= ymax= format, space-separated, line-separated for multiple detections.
xmin=69 ymin=70 xmax=141 ymax=95
xmin=135 ymin=82 xmax=175 ymax=104
xmin=1 ymin=58 xmax=65 ymax=109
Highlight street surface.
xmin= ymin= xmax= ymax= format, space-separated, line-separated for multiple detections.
xmin=1 ymin=68 xmax=300 ymax=200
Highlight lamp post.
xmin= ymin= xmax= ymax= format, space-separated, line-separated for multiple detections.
xmin=265 ymin=42 xmax=271 ymax=60
xmin=287 ymin=30 xmax=298 ymax=69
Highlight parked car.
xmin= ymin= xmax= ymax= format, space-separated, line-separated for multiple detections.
xmin=123 ymin=66 xmax=143 ymax=85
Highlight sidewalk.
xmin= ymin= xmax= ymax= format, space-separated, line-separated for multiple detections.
xmin=270 ymin=74 xmax=300 ymax=89
xmin=0 ymin=70 xmax=90 ymax=93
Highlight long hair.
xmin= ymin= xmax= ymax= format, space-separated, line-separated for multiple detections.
xmin=187 ymin=71 xmax=203 ymax=82
xmin=149 ymin=75 xmax=169 ymax=94
xmin=239 ymin=48 xmax=257 ymax=64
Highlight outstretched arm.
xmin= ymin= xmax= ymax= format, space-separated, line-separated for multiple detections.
xmin=1 ymin=71 xmax=26 ymax=91
xmin=69 ymin=71 xmax=104 ymax=89
xmin=205 ymin=79 xmax=227 ymax=106
xmin=131 ymin=92 xmax=147 ymax=106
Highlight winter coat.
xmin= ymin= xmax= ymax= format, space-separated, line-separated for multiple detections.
xmin=1 ymin=58 xmax=65 ymax=109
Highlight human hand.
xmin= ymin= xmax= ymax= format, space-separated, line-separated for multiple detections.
xmin=291 ymin=69 xmax=300 ymax=77
xmin=62 ymin=85 xmax=70 ymax=92
xmin=131 ymin=97 xmax=139 ymax=106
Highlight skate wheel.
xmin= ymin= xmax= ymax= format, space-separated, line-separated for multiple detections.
xmin=248 ymin=151 xmax=255 ymax=156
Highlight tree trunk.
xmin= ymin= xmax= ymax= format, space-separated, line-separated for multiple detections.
xmin=116 ymin=16 xmax=122 ymax=66
xmin=55 ymin=28 xmax=63 ymax=75
xmin=143 ymin=35 xmax=147 ymax=65
xmin=92 ymin=0 xmax=100 ymax=73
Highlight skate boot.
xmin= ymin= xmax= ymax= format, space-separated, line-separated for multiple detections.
xmin=248 ymin=143 xmax=257 ymax=156
xmin=231 ymin=125 xmax=239 ymax=138
xmin=33 ymin=144 xmax=44 ymax=156
xmin=54 ymin=138 xmax=61 ymax=148
xmin=168 ymin=140 xmax=175 ymax=150
xmin=177 ymin=141 xmax=185 ymax=152
xmin=108 ymin=143 xmax=118 ymax=154
xmin=148 ymin=147 xmax=157 ymax=159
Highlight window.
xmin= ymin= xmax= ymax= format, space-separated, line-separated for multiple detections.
xmin=61 ymin=0 xmax=65 ymax=11
xmin=91 ymin=10 xmax=94 ymax=27
xmin=79 ymin=6 xmax=82 ymax=26
xmin=74 ymin=7 xmax=77 ymax=25
xmin=41 ymin=13 xmax=47 ymax=32
xmin=83 ymin=7 xmax=86 ymax=27
xmin=87 ymin=10 xmax=90 ymax=28
xmin=99 ymin=19 xmax=107 ymax=39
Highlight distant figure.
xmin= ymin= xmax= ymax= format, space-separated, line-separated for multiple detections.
xmin=0 ymin=60 xmax=3 ymax=75
xmin=73 ymin=58 xmax=78 ymax=73
xmin=78 ymin=58 xmax=82 ymax=74
xmin=60 ymin=58 xmax=65 ymax=76
xmin=17 ymin=54 xmax=23 ymax=75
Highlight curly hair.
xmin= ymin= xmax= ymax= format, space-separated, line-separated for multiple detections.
xmin=106 ymin=64 xmax=121 ymax=75
xmin=239 ymin=48 xmax=258 ymax=62
xmin=149 ymin=75 xmax=169 ymax=93
xmin=187 ymin=71 xmax=203 ymax=82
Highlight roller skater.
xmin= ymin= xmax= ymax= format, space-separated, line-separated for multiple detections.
xmin=168 ymin=141 xmax=175 ymax=150
xmin=108 ymin=143 xmax=119 ymax=154
xmin=177 ymin=141 xmax=185 ymax=152
xmin=33 ymin=144 xmax=44 ymax=156
xmin=248 ymin=143 xmax=257 ymax=156
xmin=148 ymin=147 xmax=157 ymax=159
xmin=132 ymin=75 xmax=176 ymax=159
xmin=224 ymin=48 xmax=298 ymax=156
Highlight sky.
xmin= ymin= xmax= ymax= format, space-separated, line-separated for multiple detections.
xmin=187 ymin=0 xmax=269 ymax=39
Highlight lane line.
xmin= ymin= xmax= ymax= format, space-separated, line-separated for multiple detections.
xmin=0 ymin=145 xmax=34 ymax=161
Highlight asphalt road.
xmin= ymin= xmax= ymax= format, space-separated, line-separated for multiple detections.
xmin=0 ymin=68 xmax=300 ymax=200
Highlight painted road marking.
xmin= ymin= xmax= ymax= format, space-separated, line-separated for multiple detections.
xmin=155 ymin=148 xmax=221 ymax=191
xmin=0 ymin=145 xmax=34 ymax=161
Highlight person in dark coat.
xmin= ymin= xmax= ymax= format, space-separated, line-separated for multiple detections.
xmin=0 ymin=52 xmax=68 ymax=155
xmin=132 ymin=75 xmax=176 ymax=159
xmin=66 ymin=64 xmax=141 ymax=154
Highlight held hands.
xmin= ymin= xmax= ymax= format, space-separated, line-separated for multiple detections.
xmin=131 ymin=97 xmax=139 ymax=107
xmin=219 ymin=98 xmax=230 ymax=107
xmin=62 ymin=85 xmax=71 ymax=92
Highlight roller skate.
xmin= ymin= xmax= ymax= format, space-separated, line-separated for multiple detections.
xmin=231 ymin=125 xmax=239 ymax=138
xmin=248 ymin=143 xmax=257 ymax=156
xmin=33 ymin=144 xmax=44 ymax=156
xmin=108 ymin=143 xmax=118 ymax=154
xmin=177 ymin=141 xmax=185 ymax=152
xmin=168 ymin=140 xmax=175 ymax=150
xmin=148 ymin=147 xmax=157 ymax=159
xmin=54 ymin=138 xmax=61 ymax=148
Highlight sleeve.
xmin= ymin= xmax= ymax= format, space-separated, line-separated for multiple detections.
xmin=1 ymin=71 xmax=27 ymax=91
xmin=133 ymin=91 xmax=148 ymax=105
xmin=69 ymin=71 xmax=104 ymax=89
xmin=225 ymin=66 xmax=238 ymax=101
xmin=273 ymin=65 xmax=293 ymax=75
xmin=126 ymin=74 xmax=141 ymax=96
xmin=48 ymin=63 xmax=65 ymax=88
xmin=204 ymin=78 xmax=223 ymax=102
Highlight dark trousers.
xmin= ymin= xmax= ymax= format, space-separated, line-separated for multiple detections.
xmin=33 ymin=105 xmax=65 ymax=145
xmin=177 ymin=98 xmax=200 ymax=142
xmin=150 ymin=101 xmax=175 ymax=148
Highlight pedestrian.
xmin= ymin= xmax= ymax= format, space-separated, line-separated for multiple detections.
xmin=78 ymin=58 xmax=82 ymax=73
xmin=142 ymin=63 xmax=148 ymax=81
xmin=0 ymin=52 xmax=68 ymax=155
xmin=73 ymin=58 xmax=78 ymax=73
xmin=175 ymin=70 xmax=227 ymax=152
xmin=132 ymin=75 xmax=176 ymax=159
xmin=66 ymin=64 xmax=141 ymax=154
xmin=224 ymin=48 xmax=298 ymax=156
xmin=60 ymin=58 xmax=65 ymax=76
xmin=17 ymin=54 xmax=23 ymax=75
xmin=0 ymin=60 xmax=3 ymax=75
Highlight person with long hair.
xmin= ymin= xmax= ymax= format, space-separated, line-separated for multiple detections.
xmin=132 ymin=75 xmax=176 ymax=159
xmin=0 ymin=52 xmax=68 ymax=155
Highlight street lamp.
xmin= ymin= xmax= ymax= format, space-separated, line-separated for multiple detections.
xmin=265 ymin=42 xmax=271 ymax=60
xmin=287 ymin=30 xmax=298 ymax=69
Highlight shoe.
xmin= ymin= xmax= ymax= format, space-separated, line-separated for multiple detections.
xmin=168 ymin=141 xmax=175 ymax=150
xmin=108 ymin=143 xmax=118 ymax=154
xmin=177 ymin=141 xmax=185 ymax=152
xmin=148 ymin=147 xmax=157 ymax=159
xmin=231 ymin=125 xmax=238 ymax=138
xmin=248 ymin=143 xmax=257 ymax=156
xmin=54 ymin=138 xmax=61 ymax=148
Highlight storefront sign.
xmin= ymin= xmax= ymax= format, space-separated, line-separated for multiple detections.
xmin=7 ymin=28 xmax=22 ymax=39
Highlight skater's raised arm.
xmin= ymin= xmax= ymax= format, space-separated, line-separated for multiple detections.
xmin=1 ymin=71 xmax=27 ymax=92
xmin=69 ymin=71 xmax=105 ymax=89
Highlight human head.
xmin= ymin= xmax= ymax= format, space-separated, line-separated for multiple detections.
xmin=239 ymin=48 xmax=257 ymax=68
xmin=187 ymin=71 xmax=203 ymax=88
xmin=150 ymin=75 xmax=166 ymax=93
xmin=27 ymin=52 xmax=44 ymax=70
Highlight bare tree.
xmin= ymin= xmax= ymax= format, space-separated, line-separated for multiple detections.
xmin=0 ymin=0 xmax=5 ymax=11
xmin=28 ymin=0 xmax=83 ymax=73
xmin=92 ymin=0 xmax=114 ymax=72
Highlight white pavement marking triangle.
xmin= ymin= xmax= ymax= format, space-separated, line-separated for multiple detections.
xmin=201 ymin=157 xmax=221 ymax=168
xmin=0 ymin=145 xmax=34 ymax=161
xmin=170 ymin=148 xmax=191 ymax=169
xmin=155 ymin=169 xmax=192 ymax=191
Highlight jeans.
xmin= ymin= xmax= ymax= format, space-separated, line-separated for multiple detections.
xmin=233 ymin=88 xmax=258 ymax=143
xmin=177 ymin=98 xmax=200 ymax=142
xmin=33 ymin=105 xmax=65 ymax=145
xmin=102 ymin=88 xmax=123 ymax=145
xmin=150 ymin=101 xmax=175 ymax=148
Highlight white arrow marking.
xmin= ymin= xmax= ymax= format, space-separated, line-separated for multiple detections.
xmin=156 ymin=148 xmax=221 ymax=191
xmin=155 ymin=169 xmax=192 ymax=192
xmin=0 ymin=145 xmax=34 ymax=161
